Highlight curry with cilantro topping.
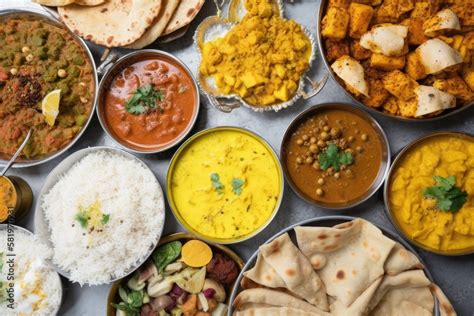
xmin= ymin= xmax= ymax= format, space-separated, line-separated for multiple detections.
xmin=282 ymin=106 xmax=384 ymax=207
xmin=103 ymin=56 xmax=198 ymax=152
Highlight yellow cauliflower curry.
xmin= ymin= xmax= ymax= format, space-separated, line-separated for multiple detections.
xmin=200 ymin=0 xmax=312 ymax=107
xmin=388 ymin=135 xmax=474 ymax=253
xmin=169 ymin=129 xmax=282 ymax=241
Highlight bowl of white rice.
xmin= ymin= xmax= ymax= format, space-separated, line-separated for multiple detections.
xmin=0 ymin=225 xmax=62 ymax=315
xmin=34 ymin=147 xmax=165 ymax=285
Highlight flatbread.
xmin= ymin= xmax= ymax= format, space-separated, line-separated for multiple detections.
xmin=430 ymin=284 xmax=457 ymax=316
xmin=258 ymin=233 xmax=329 ymax=311
xmin=384 ymin=242 xmax=424 ymax=276
xmin=235 ymin=306 xmax=324 ymax=316
xmin=75 ymin=0 xmax=105 ymax=5
xmin=58 ymin=0 xmax=163 ymax=47
xmin=126 ymin=0 xmax=180 ymax=49
xmin=32 ymin=0 xmax=75 ymax=5
xmin=295 ymin=219 xmax=396 ymax=307
xmin=162 ymin=0 xmax=205 ymax=36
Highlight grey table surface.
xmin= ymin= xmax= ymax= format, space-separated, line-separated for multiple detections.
xmin=3 ymin=0 xmax=474 ymax=315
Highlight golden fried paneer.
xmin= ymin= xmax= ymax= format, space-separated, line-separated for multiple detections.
xmin=327 ymin=0 xmax=350 ymax=9
xmin=350 ymin=40 xmax=372 ymax=61
xmin=375 ymin=0 xmax=415 ymax=23
xmin=349 ymin=3 xmax=374 ymax=38
xmin=325 ymin=38 xmax=350 ymax=62
xmin=371 ymin=54 xmax=406 ymax=71
xmin=411 ymin=1 xmax=440 ymax=20
xmin=322 ymin=7 xmax=350 ymax=39
xmin=382 ymin=70 xmax=419 ymax=100
xmin=401 ymin=18 xmax=428 ymax=45
xmin=433 ymin=76 xmax=474 ymax=102
xmin=383 ymin=96 xmax=400 ymax=115
xmin=463 ymin=67 xmax=474 ymax=91
xmin=362 ymin=78 xmax=390 ymax=108
xmin=406 ymin=52 xmax=427 ymax=80
xmin=450 ymin=0 xmax=474 ymax=26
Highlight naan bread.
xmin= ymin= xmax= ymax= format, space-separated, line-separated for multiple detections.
xmin=162 ymin=0 xmax=205 ymax=36
xmin=258 ymin=233 xmax=328 ymax=311
xmin=295 ymin=219 xmax=396 ymax=307
xmin=33 ymin=0 xmax=75 ymax=5
xmin=244 ymin=253 xmax=287 ymax=289
xmin=430 ymin=284 xmax=457 ymax=316
xmin=58 ymin=0 xmax=162 ymax=47
xmin=233 ymin=288 xmax=330 ymax=315
xmin=126 ymin=0 xmax=180 ymax=49
xmin=384 ymin=242 xmax=424 ymax=276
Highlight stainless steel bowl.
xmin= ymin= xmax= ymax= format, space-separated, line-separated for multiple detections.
xmin=316 ymin=0 xmax=473 ymax=122
xmin=33 ymin=146 xmax=166 ymax=284
xmin=0 ymin=8 xmax=98 ymax=168
xmin=281 ymin=103 xmax=391 ymax=210
xmin=228 ymin=215 xmax=441 ymax=316
xmin=96 ymin=49 xmax=200 ymax=154
xmin=383 ymin=131 xmax=474 ymax=255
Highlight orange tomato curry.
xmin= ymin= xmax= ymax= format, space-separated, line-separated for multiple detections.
xmin=104 ymin=58 xmax=197 ymax=150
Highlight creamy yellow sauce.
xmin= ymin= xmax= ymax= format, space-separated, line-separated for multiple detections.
xmin=0 ymin=177 xmax=16 ymax=222
xmin=389 ymin=135 xmax=474 ymax=253
xmin=170 ymin=130 xmax=281 ymax=240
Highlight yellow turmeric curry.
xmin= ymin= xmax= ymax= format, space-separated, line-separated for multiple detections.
xmin=0 ymin=177 xmax=16 ymax=222
xmin=388 ymin=134 xmax=474 ymax=253
xmin=200 ymin=0 xmax=312 ymax=107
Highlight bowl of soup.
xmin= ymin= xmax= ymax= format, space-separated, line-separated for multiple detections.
xmin=281 ymin=103 xmax=390 ymax=209
xmin=167 ymin=127 xmax=284 ymax=244
xmin=97 ymin=50 xmax=200 ymax=153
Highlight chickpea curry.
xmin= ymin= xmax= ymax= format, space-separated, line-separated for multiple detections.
xmin=0 ymin=18 xmax=94 ymax=159
xmin=103 ymin=58 xmax=197 ymax=151
xmin=283 ymin=108 xmax=383 ymax=206
xmin=199 ymin=0 xmax=312 ymax=107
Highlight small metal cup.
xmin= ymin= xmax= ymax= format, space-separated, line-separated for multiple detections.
xmin=0 ymin=175 xmax=33 ymax=223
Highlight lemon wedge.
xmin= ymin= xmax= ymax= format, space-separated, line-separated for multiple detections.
xmin=42 ymin=89 xmax=61 ymax=126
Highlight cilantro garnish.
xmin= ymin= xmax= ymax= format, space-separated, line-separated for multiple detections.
xmin=125 ymin=84 xmax=165 ymax=115
xmin=232 ymin=178 xmax=245 ymax=196
xmin=318 ymin=143 xmax=354 ymax=171
xmin=423 ymin=176 xmax=467 ymax=212
xmin=210 ymin=173 xmax=224 ymax=194
xmin=75 ymin=211 xmax=89 ymax=228
xmin=101 ymin=214 xmax=110 ymax=225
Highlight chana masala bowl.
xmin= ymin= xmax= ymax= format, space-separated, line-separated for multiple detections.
xmin=281 ymin=103 xmax=390 ymax=209
xmin=97 ymin=50 xmax=200 ymax=153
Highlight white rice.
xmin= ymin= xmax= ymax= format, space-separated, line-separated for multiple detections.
xmin=0 ymin=229 xmax=62 ymax=316
xmin=41 ymin=151 xmax=164 ymax=285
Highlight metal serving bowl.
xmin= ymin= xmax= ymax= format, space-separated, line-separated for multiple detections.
xmin=33 ymin=146 xmax=166 ymax=284
xmin=96 ymin=49 xmax=200 ymax=154
xmin=228 ymin=215 xmax=441 ymax=316
xmin=383 ymin=132 xmax=474 ymax=255
xmin=0 ymin=175 xmax=32 ymax=223
xmin=166 ymin=126 xmax=285 ymax=244
xmin=281 ymin=103 xmax=390 ymax=210
xmin=106 ymin=232 xmax=245 ymax=316
xmin=0 ymin=9 xmax=98 ymax=168
xmin=316 ymin=0 xmax=473 ymax=122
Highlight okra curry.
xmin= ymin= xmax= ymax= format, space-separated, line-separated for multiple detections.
xmin=283 ymin=108 xmax=383 ymax=206
xmin=0 ymin=17 xmax=94 ymax=159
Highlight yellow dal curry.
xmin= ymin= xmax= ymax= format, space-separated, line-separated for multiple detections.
xmin=169 ymin=129 xmax=282 ymax=240
xmin=200 ymin=0 xmax=312 ymax=107
xmin=0 ymin=177 xmax=16 ymax=222
xmin=389 ymin=135 xmax=474 ymax=253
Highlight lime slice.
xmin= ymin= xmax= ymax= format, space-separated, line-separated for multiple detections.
xmin=42 ymin=89 xmax=61 ymax=127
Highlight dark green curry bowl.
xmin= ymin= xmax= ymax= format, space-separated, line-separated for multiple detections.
xmin=0 ymin=10 xmax=99 ymax=168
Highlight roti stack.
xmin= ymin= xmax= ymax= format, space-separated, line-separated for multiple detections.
xmin=34 ymin=0 xmax=206 ymax=48
xmin=234 ymin=219 xmax=457 ymax=316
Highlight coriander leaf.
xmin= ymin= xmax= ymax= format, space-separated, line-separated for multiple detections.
xmin=318 ymin=143 xmax=353 ymax=172
xmin=210 ymin=173 xmax=224 ymax=194
xmin=433 ymin=175 xmax=455 ymax=191
xmin=74 ymin=212 xmax=88 ymax=229
xmin=101 ymin=214 xmax=110 ymax=225
xmin=338 ymin=152 xmax=353 ymax=166
xmin=423 ymin=176 xmax=468 ymax=213
xmin=125 ymin=84 xmax=165 ymax=115
xmin=111 ymin=302 xmax=139 ymax=316
xmin=232 ymin=178 xmax=245 ymax=196
xmin=127 ymin=290 xmax=143 ymax=308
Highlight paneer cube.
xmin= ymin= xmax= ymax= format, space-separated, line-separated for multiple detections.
xmin=375 ymin=0 xmax=415 ymax=23
xmin=463 ymin=68 xmax=474 ymax=91
xmin=405 ymin=52 xmax=427 ymax=80
xmin=241 ymin=73 xmax=265 ymax=88
xmin=286 ymin=80 xmax=298 ymax=92
xmin=370 ymin=53 xmax=406 ymax=71
xmin=321 ymin=7 xmax=350 ymax=39
xmin=411 ymin=2 xmax=439 ymax=20
xmin=401 ymin=18 xmax=427 ymax=45
xmin=224 ymin=74 xmax=236 ymax=86
xmin=350 ymin=40 xmax=372 ymax=60
xmin=398 ymin=98 xmax=418 ymax=117
xmin=274 ymin=85 xmax=290 ymax=101
xmin=383 ymin=96 xmax=399 ymax=115
xmin=275 ymin=64 xmax=286 ymax=79
xmin=382 ymin=70 xmax=419 ymax=101
xmin=327 ymin=0 xmax=350 ymax=9
xmin=325 ymin=39 xmax=350 ymax=62
xmin=349 ymin=3 xmax=374 ymax=39
xmin=433 ymin=76 xmax=474 ymax=102
xmin=362 ymin=78 xmax=390 ymax=108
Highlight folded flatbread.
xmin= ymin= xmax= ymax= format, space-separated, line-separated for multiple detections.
xmin=235 ymin=306 xmax=324 ymax=316
xmin=162 ymin=0 xmax=205 ymax=35
xmin=384 ymin=243 xmax=424 ymax=276
xmin=295 ymin=219 xmax=396 ymax=307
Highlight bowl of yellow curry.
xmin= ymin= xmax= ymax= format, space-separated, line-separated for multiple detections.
xmin=167 ymin=126 xmax=284 ymax=244
xmin=195 ymin=0 xmax=326 ymax=113
xmin=384 ymin=132 xmax=474 ymax=255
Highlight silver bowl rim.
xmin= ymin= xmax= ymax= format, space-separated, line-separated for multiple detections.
xmin=315 ymin=0 xmax=473 ymax=123
xmin=33 ymin=146 xmax=166 ymax=284
xmin=0 ymin=223 xmax=63 ymax=315
xmin=0 ymin=8 xmax=99 ymax=168
xmin=227 ymin=215 xmax=441 ymax=316
xmin=383 ymin=131 xmax=474 ymax=256
xmin=96 ymin=49 xmax=201 ymax=154
xmin=166 ymin=125 xmax=285 ymax=244
xmin=280 ymin=102 xmax=391 ymax=210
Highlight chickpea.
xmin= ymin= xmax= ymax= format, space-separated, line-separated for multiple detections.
xmin=9 ymin=68 xmax=17 ymax=75
xmin=317 ymin=178 xmax=325 ymax=185
xmin=309 ymin=144 xmax=319 ymax=153
xmin=317 ymin=140 xmax=326 ymax=148
xmin=57 ymin=69 xmax=67 ymax=78
xmin=25 ymin=54 xmax=34 ymax=62
xmin=345 ymin=148 xmax=354 ymax=154
xmin=320 ymin=132 xmax=329 ymax=140
xmin=80 ymin=96 xmax=88 ymax=104
xmin=296 ymin=157 xmax=303 ymax=164
xmin=323 ymin=126 xmax=330 ymax=132
xmin=316 ymin=188 xmax=324 ymax=196
xmin=361 ymin=133 xmax=368 ymax=141
xmin=330 ymin=128 xmax=340 ymax=138
xmin=312 ymin=162 xmax=320 ymax=170
xmin=348 ymin=136 xmax=354 ymax=142
xmin=21 ymin=46 xmax=30 ymax=53
xmin=346 ymin=169 xmax=354 ymax=178
xmin=356 ymin=146 xmax=363 ymax=153
xmin=334 ymin=172 xmax=340 ymax=179
xmin=305 ymin=156 xmax=314 ymax=164
xmin=302 ymin=135 xmax=309 ymax=141
xmin=310 ymin=137 xmax=317 ymax=144
xmin=296 ymin=139 xmax=303 ymax=146
xmin=327 ymin=167 xmax=334 ymax=175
